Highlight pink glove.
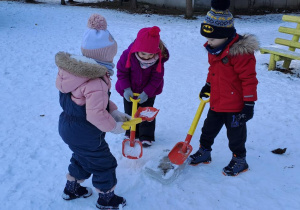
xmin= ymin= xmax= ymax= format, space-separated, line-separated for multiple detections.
xmin=111 ymin=110 xmax=131 ymax=122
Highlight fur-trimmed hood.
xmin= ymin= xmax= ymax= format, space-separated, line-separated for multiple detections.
xmin=55 ymin=51 xmax=107 ymax=79
xmin=55 ymin=52 xmax=110 ymax=93
xmin=229 ymin=34 xmax=260 ymax=56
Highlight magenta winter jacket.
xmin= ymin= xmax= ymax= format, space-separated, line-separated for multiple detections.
xmin=55 ymin=52 xmax=118 ymax=132
xmin=115 ymin=43 xmax=169 ymax=98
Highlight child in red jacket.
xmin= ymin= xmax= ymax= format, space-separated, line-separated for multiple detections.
xmin=189 ymin=0 xmax=259 ymax=176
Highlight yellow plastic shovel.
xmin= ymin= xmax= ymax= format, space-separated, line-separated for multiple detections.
xmin=122 ymin=94 xmax=143 ymax=159
xmin=121 ymin=93 xmax=160 ymax=159
xmin=122 ymin=118 xmax=143 ymax=130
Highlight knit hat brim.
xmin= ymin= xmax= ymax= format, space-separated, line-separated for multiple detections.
xmin=125 ymin=46 xmax=162 ymax=72
xmin=200 ymin=23 xmax=236 ymax=39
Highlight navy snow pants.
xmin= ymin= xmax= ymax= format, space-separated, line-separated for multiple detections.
xmin=58 ymin=92 xmax=117 ymax=192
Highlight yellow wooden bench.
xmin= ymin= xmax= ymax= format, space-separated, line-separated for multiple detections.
xmin=260 ymin=15 xmax=300 ymax=70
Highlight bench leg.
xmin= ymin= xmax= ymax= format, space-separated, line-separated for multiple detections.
xmin=282 ymin=59 xmax=292 ymax=70
xmin=268 ymin=54 xmax=276 ymax=70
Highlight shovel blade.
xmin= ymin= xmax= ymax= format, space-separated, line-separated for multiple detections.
xmin=168 ymin=142 xmax=193 ymax=165
xmin=122 ymin=139 xmax=143 ymax=159
xmin=135 ymin=107 xmax=159 ymax=122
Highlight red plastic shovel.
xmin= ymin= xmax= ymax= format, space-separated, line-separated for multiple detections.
xmin=122 ymin=93 xmax=159 ymax=159
xmin=168 ymin=95 xmax=210 ymax=165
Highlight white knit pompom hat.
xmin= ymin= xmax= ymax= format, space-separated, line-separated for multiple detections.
xmin=81 ymin=14 xmax=117 ymax=63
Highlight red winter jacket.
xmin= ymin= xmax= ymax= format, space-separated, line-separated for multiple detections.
xmin=205 ymin=34 xmax=259 ymax=112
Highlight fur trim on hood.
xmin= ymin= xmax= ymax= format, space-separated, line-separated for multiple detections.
xmin=229 ymin=34 xmax=260 ymax=56
xmin=55 ymin=51 xmax=107 ymax=79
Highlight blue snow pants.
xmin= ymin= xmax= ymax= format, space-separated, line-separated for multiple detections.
xmin=58 ymin=92 xmax=117 ymax=192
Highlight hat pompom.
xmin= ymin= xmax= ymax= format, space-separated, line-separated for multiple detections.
xmin=211 ymin=0 xmax=230 ymax=10
xmin=87 ymin=14 xmax=107 ymax=30
xmin=149 ymin=26 xmax=160 ymax=37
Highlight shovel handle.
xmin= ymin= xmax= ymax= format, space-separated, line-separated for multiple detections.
xmin=128 ymin=93 xmax=140 ymax=133
xmin=129 ymin=93 xmax=140 ymax=107
xmin=122 ymin=118 xmax=143 ymax=130
xmin=187 ymin=93 xmax=210 ymax=137
xmin=199 ymin=93 xmax=210 ymax=103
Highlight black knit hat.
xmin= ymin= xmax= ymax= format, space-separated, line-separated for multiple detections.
xmin=200 ymin=0 xmax=236 ymax=38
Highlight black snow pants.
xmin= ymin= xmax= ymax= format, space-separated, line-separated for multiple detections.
xmin=199 ymin=109 xmax=247 ymax=157
xmin=123 ymin=96 xmax=156 ymax=141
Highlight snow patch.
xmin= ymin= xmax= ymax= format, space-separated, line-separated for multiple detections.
xmin=70 ymin=54 xmax=98 ymax=64
xmin=123 ymin=140 xmax=142 ymax=158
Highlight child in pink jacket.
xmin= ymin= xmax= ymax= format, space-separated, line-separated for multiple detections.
xmin=55 ymin=14 xmax=128 ymax=209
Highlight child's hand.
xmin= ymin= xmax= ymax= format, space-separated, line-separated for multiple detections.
xmin=199 ymin=83 xmax=211 ymax=98
xmin=237 ymin=102 xmax=255 ymax=124
xmin=110 ymin=122 xmax=125 ymax=134
xmin=111 ymin=110 xmax=131 ymax=122
xmin=124 ymin=88 xmax=133 ymax=102
xmin=137 ymin=91 xmax=148 ymax=104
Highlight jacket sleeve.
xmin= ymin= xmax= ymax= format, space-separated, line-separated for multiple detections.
xmin=83 ymin=79 xmax=116 ymax=132
xmin=232 ymin=54 xmax=258 ymax=101
xmin=205 ymin=46 xmax=212 ymax=84
xmin=143 ymin=64 xmax=165 ymax=98
xmin=206 ymin=66 xmax=212 ymax=84
xmin=109 ymin=100 xmax=118 ymax=113
xmin=116 ymin=50 xmax=131 ymax=95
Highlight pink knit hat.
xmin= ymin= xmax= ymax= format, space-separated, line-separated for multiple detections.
xmin=81 ymin=14 xmax=117 ymax=63
xmin=126 ymin=26 xmax=162 ymax=72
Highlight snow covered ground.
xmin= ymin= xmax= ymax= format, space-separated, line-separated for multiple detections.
xmin=1 ymin=1 xmax=300 ymax=209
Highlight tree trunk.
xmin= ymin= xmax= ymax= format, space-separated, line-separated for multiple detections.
xmin=119 ymin=0 xmax=123 ymax=6
xmin=185 ymin=0 xmax=193 ymax=19
xmin=61 ymin=0 xmax=66 ymax=5
xmin=248 ymin=0 xmax=254 ymax=14
xmin=130 ymin=0 xmax=137 ymax=9
xmin=230 ymin=0 xmax=235 ymax=16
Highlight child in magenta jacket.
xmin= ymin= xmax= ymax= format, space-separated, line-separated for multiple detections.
xmin=115 ymin=26 xmax=169 ymax=147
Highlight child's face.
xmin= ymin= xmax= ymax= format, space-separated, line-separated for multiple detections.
xmin=206 ymin=38 xmax=228 ymax=48
xmin=137 ymin=52 xmax=155 ymax=60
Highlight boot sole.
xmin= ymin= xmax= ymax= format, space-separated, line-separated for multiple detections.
xmin=62 ymin=189 xmax=93 ymax=200
xmin=62 ymin=192 xmax=92 ymax=200
xmin=96 ymin=201 xmax=126 ymax=209
xmin=222 ymin=168 xmax=249 ymax=176
xmin=189 ymin=161 xmax=211 ymax=166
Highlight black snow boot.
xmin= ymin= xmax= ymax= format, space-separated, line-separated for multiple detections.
xmin=189 ymin=145 xmax=212 ymax=166
xmin=96 ymin=191 xmax=126 ymax=209
xmin=222 ymin=155 xmax=249 ymax=176
xmin=62 ymin=180 xmax=92 ymax=200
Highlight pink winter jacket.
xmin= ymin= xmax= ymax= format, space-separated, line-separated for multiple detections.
xmin=55 ymin=52 xmax=118 ymax=132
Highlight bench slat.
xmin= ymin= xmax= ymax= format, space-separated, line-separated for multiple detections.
xmin=261 ymin=15 xmax=300 ymax=70
xmin=282 ymin=15 xmax=300 ymax=23
xmin=260 ymin=47 xmax=300 ymax=60
xmin=275 ymin=38 xmax=300 ymax=49
xmin=278 ymin=26 xmax=300 ymax=36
